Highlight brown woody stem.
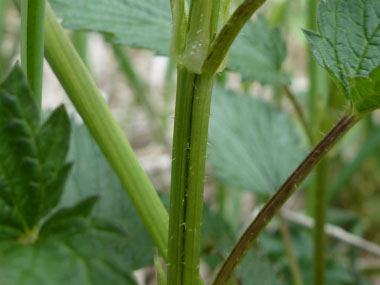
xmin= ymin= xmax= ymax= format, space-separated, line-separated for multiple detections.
xmin=213 ymin=113 xmax=360 ymax=284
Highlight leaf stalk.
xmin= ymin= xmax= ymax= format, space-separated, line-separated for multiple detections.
xmin=43 ymin=2 xmax=170 ymax=258
xmin=202 ymin=0 xmax=267 ymax=75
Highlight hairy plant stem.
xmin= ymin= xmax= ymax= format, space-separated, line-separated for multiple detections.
xmin=183 ymin=73 xmax=214 ymax=284
xmin=167 ymin=67 xmax=213 ymax=285
xmin=41 ymin=3 xmax=169 ymax=258
xmin=168 ymin=68 xmax=196 ymax=285
xmin=20 ymin=0 xmax=45 ymax=108
xmin=213 ymin=113 xmax=360 ymax=284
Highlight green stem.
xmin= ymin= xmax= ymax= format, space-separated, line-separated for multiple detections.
xmin=167 ymin=68 xmax=213 ymax=285
xmin=202 ymin=0 xmax=267 ymax=75
xmin=155 ymin=251 xmax=168 ymax=285
xmin=21 ymin=0 xmax=46 ymax=108
xmin=313 ymin=159 xmax=328 ymax=285
xmin=210 ymin=0 xmax=221 ymax=39
xmin=283 ymin=86 xmax=314 ymax=144
xmin=183 ymin=73 xmax=214 ymax=284
xmin=168 ymin=67 xmax=196 ymax=285
xmin=279 ymin=215 xmax=304 ymax=285
xmin=112 ymin=44 xmax=168 ymax=147
xmin=213 ymin=114 xmax=360 ymax=284
xmin=306 ymin=3 xmax=331 ymax=283
xmin=307 ymin=0 xmax=319 ymax=129
xmin=70 ymin=31 xmax=89 ymax=69
xmin=170 ymin=0 xmax=187 ymax=62
xmin=43 ymin=2 xmax=169 ymax=258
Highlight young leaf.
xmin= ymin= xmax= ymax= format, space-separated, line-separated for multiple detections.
xmin=0 ymin=65 xmax=71 ymax=233
xmin=208 ymin=86 xmax=305 ymax=197
xmin=304 ymin=0 xmax=380 ymax=114
xmin=228 ymin=15 xmax=289 ymax=85
xmin=50 ymin=0 xmax=172 ymax=55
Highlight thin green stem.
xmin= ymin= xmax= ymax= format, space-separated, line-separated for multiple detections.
xmin=210 ymin=0 xmax=221 ymax=39
xmin=70 ymin=31 xmax=89 ymax=69
xmin=155 ymin=251 xmax=168 ymax=285
xmin=279 ymin=215 xmax=304 ymax=285
xmin=170 ymin=0 xmax=187 ymax=62
xmin=202 ymin=0 xmax=267 ymax=75
xmin=307 ymin=0 xmax=320 ymax=129
xmin=21 ymin=0 xmax=46 ymax=108
xmin=213 ymin=114 xmax=360 ymax=284
xmin=112 ymin=44 xmax=168 ymax=147
xmin=313 ymin=159 xmax=328 ymax=285
xmin=43 ymin=3 xmax=169 ymax=258
xmin=283 ymin=86 xmax=314 ymax=144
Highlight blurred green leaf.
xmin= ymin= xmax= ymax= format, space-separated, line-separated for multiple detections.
xmin=208 ymin=86 xmax=305 ymax=197
xmin=228 ymin=15 xmax=289 ymax=85
xmin=0 ymin=219 xmax=138 ymax=285
xmin=304 ymin=0 xmax=380 ymax=113
xmin=49 ymin=1 xmax=287 ymax=84
xmin=50 ymin=0 xmax=172 ymax=55
xmin=202 ymin=204 xmax=284 ymax=283
xmin=237 ymin=250 xmax=285 ymax=285
xmin=260 ymin=228 xmax=363 ymax=285
xmin=0 ymin=65 xmax=71 ymax=234
xmin=61 ymin=122 xmax=155 ymax=268
xmin=201 ymin=205 xmax=235 ymax=269
xmin=329 ymin=127 xmax=380 ymax=201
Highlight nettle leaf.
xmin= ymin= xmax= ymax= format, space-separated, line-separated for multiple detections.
xmin=0 ymin=221 xmax=137 ymax=285
xmin=304 ymin=0 xmax=380 ymax=113
xmin=49 ymin=1 xmax=287 ymax=84
xmin=61 ymin=123 xmax=154 ymax=269
xmin=208 ymin=87 xmax=305 ymax=197
xmin=50 ymin=0 xmax=172 ymax=56
xmin=0 ymin=65 xmax=142 ymax=283
xmin=228 ymin=15 xmax=289 ymax=85
xmin=0 ymin=66 xmax=71 ymax=234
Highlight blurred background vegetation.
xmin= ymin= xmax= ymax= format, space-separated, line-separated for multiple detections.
xmin=1 ymin=0 xmax=380 ymax=284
